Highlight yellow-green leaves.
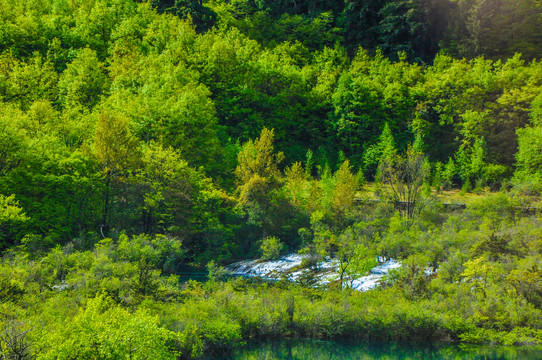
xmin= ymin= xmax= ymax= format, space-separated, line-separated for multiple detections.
xmin=259 ymin=236 xmax=284 ymax=261
xmin=0 ymin=195 xmax=27 ymax=225
xmin=0 ymin=104 xmax=29 ymax=176
xmin=41 ymin=295 xmax=178 ymax=360
xmin=235 ymin=127 xmax=284 ymax=187
xmin=93 ymin=109 xmax=140 ymax=175
xmin=58 ymin=48 xmax=109 ymax=110
xmin=0 ymin=194 xmax=28 ymax=249
xmin=331 ymin=160 xmax=361 ymax=220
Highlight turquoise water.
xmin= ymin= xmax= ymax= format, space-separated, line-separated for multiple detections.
xmin=177 ymin=264 xmax=208 ymax=283
xmin=221 ymin=339 xmax=542 ymax=360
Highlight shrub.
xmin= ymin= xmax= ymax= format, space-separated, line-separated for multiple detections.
xmin=259 ymin=236 xmax=284 ymax=261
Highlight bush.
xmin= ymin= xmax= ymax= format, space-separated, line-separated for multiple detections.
xmin=259 ymin=236 xmax=284 ymax=261
xmin=40 ymin=295 xmax=178 ymax=359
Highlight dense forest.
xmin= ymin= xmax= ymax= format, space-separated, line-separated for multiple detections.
xmin=1 ymin=0 xmax=542 ymax=358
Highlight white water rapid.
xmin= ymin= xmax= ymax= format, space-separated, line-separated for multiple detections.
xmin=227 ymin=254 xmax=401 ymax=291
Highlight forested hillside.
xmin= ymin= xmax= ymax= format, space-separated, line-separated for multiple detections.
xmin=1 ymin=0 xmax=542 ymax=358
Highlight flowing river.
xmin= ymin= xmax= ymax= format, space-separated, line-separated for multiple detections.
xmin=214 ymin=339 xmax=542 ymax=360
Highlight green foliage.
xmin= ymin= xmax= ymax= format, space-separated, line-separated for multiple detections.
xmin=259 ymin=236 xmax=284 ymax=261
xmin=2 ymin=204 xmax=542 ymax=358
xmin=93 ymin=109 xmax=140 ymax=175
xmin=454 ymin=136 xmax=507 ymax=189
xmin=93 ymin=109 xmax=140 ymax=233
xmin=0 ymin=104 xmax=30 ymax=176
xmin=129 ymin=143 xmax=198 ymax=237
xmin=332 ymin=51 xmax=421 ymax=166
xmin=0 ymin=1 xmax=542 ymax=355
xmin=58 ymin=48 xmax=109 ymax=110
xmin=451 ymin=0 xmax=542 ymax=61
xmin=0 ymin=262 xmax=26 ymax=302
xmin=377 ymin=140 xmax=430 ymax=218
xmin=235 ymin=128 xmax=285 ymax=239
xmin=363 ymin=123 xmax=397 ymax=178
xmin=334 ymin=228 xmax=378 ymax=288
xmin=0 ymin=53 xmax=58 ymax=110
xmin=117 ymin=233 xmax=185 ymax=274
xmin=330 ymin=160 xmax=362 ymax=224
xmin=508 ymin=257 xmax=542 ymax=310
xmin=283 ymin=162 xmax=310 ymax=209
xmin=235 ymin=128 xmax=284 ymax=187
xmin=0 ymin=195 xmax=27 ymax=225
xmin=514 ymin=117 xmax=542 ymax=194
xmin=41 ymin=295 xmax=178 ymax=360
xmin=206 ymin=260 xmax=229 ymax=282
xmin=0 ymin=0 xmax=540 ymax=254
xmin=160 ymin=0 xmax=217 ymax=33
